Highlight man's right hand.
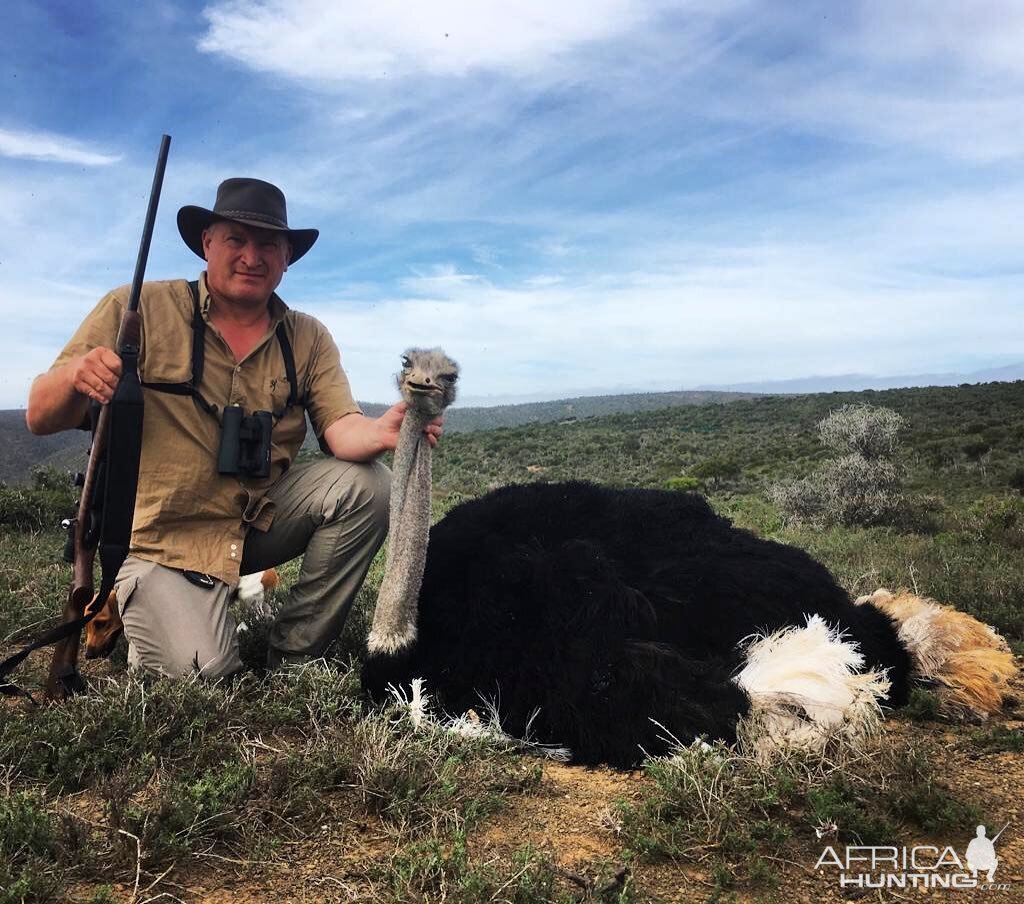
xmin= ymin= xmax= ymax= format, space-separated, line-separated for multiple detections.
xmin=71 ymin=347 xmax=123 ymax=404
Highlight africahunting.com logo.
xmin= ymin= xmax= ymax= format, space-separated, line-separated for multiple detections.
xmin=816 ymin=823 xmax=1010 ymax=891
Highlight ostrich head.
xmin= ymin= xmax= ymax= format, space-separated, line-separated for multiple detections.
xmin=396 ymin=348 xmax=459 ymax=417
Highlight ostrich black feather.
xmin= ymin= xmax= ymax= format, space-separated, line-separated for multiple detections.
xmin=363 ymin=481 xmax=911 ymax=768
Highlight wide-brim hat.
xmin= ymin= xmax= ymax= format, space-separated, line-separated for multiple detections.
xmin=177 ymin=177 xmax=319 ymax=263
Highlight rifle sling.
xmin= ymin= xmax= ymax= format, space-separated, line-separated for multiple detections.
xmin=0 ymin=578 xmax=114 ymax=700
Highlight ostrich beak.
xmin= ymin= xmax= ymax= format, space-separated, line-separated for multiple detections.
xmin=404 ymin=380 xmax=443 ymax=394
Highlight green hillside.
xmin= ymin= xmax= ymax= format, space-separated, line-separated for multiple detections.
xmin=1 ymin=389 xmax=753 ymax=485
xmin=427 ymin=380 xmax=1024 ymax=502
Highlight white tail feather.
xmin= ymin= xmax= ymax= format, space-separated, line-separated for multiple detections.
xmin=735 ymin=615 xmax=890 ymax=757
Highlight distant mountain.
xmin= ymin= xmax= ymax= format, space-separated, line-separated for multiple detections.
xmin=0 ymin=410 xmax=90 ymax=485
xmin=694 ymin=362 xmax=1024 ymax=394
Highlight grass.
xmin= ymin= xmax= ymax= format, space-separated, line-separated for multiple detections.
xmin=615 ymin=733 xmax=985 ymax=885
xmin=0 ymin=664 xmax=545 ymax=899
xmin=1 ymin=381 xmax=1022 ymax=900
xmin=0 ymin=790 xmax=85 ymax=904
xmin=900 ymin=688 xmax=942 ymax=722
xmin=970 ymin=724 xmax=1024 ymax=753
xmin=378 ymin=832 xmax=636 ymax=903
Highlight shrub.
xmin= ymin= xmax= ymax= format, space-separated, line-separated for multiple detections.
xmin=767 ymin=477 xmax=826 ymax=526
xmin=689 ymin=457 xmax=741 ymax=486
xmin=818 ymin=404 xmax=904 ymax=460
xmin=1008 ymin=467 xmax=1024 ymax=494
xmin=0 ymin=791 xmax=81 ymax=903
xmin=770 ymin=405 xmax=906 ymax=527
xmin=817 ymin=455 xmax=903 ymax=526
xmin=0 ymin=467 xmax=75 ymax=531
xmin=665 ymin=476 xmax=701 ymax=492
xmin=957 ymin=495 xmax=1024 ymax=549
xmin=962 ymin=440 xmax=991 ymax=461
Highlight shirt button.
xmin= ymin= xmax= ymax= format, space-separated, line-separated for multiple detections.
xmin=230 ymin=544 xmax=238 ymax=550
xmin=230 ymin=552 xmax=237 ymax=558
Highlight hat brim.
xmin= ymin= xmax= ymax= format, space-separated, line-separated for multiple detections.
xmin=177 ymin=205 xmax=319 ymax=264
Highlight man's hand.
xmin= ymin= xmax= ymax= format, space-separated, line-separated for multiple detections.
xmin=377 ymin=402 xmax=445 ymax=449
xmin=323 ymin=404 xmax=445 ymax=462
xmin=26 ymin=346 xmax=124 ymax=435
xmin=71 ymin=347 xmax=123 ymax=404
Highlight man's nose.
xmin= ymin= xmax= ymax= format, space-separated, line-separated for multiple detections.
xmin=239 ymin=241 xmax=262 ymax=267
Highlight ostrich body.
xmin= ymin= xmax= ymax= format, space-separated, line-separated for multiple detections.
xmin=364 ymin=352 xmax=1015 ymax=768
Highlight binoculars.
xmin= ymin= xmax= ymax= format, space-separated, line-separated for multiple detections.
xmin=217 ymin=406 xmax=273 ymax=478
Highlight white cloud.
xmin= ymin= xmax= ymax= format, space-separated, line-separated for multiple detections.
xmin=0 ymin=127 xmax=122 ymax=166
xmin=198 ymin=0 xmax=684 ymax=81
xmin=306 ymin=236 xmax=1024 ymax=406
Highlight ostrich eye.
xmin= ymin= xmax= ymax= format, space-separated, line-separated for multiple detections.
xmin=401 ymin=356 xmax=412 ymax=369
xmin=441 ymin=372 xmax=458 ymax=383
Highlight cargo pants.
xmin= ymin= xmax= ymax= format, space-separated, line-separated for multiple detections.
xmin=114 ymin=457 xmax=391 ymax=679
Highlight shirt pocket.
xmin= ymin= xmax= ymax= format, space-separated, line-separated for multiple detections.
xmin=265 ymin=376 xmax=306 ymax=464
xmin=264 ymin=375 xmax=294 ymax=417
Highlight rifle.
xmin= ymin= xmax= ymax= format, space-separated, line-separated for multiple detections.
xmin=0 ymin=134 xmax=171 ymax=701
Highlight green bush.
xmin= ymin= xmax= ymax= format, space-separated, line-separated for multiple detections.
xmin=770 ymin=404 xmax=906 ymax=527
xmin=1008 ymin=467 xmax=1024 ymax=494
xmin=962 ymin=440 xmax=991 ymax=461
xmin=689 ymin=456 xmax=741 ymax=486
xmin=958 ymin=495 xmax=1024 ymax=549
xmin=664 ymin=476 xmax=701 ymax=492
xmin=0 ymin=467 xmax=75 ymax=531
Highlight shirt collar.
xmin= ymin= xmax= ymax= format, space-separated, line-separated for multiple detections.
xmin=197 ymin=271 xmax=289 ymax=326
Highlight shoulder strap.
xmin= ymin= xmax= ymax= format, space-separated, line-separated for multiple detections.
xmin=188 ymin=280 xmax=207 ymax=392
xmin=274 ymin=320 xmax=300 ymax=415
xmin=141 ymin=280 xmax=217 ymax=414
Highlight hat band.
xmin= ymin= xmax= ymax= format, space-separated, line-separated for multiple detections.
xmin=216 ymin=209 xmax=289 ymax=229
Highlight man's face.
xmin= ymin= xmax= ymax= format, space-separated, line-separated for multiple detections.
xmin=202 ymin=220 xmax=292 ymax=308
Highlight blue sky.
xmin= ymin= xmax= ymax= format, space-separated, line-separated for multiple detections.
xmin=1 ymin=0 xmax=1022 ymax=408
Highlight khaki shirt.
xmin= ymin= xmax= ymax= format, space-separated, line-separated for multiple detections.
xmin=52 ymin=274 xmax=362 ymax=585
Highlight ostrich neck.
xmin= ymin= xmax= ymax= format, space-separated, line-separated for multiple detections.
xmin=368 ymin=408 xmax=432 ymax=653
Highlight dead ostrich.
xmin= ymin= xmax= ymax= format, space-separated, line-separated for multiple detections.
xmin=363 ymin=350 xmax=1017 ymax=768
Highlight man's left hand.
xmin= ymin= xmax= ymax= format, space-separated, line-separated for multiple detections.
xmin=324 ymin=404 xmax=444 ymax=462
xmin=376 ymin=401 xmax=444 ymax=450
xmin=422 ymin=417 xmax=444 ymax=448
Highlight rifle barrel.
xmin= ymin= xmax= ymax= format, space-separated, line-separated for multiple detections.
xmin=124 ymin=134 xmax=171 ymax=315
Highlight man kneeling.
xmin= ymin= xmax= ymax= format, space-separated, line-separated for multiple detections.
xmin=26 ymin=178 xmax=442 ymax=678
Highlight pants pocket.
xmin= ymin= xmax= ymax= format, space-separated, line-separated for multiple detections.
xmin=115 ymin=575 xmax=140 ymax=616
